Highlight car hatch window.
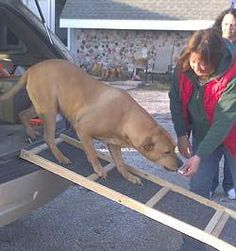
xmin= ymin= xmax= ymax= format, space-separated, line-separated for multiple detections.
xmin=0 ymin=22 xmax=27 ymax=54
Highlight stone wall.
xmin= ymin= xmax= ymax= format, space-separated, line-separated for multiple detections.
xmin=74 ymin=29 xmax=191 ymax=75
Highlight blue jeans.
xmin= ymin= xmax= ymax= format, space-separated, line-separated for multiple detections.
xmin=180 ymin=142 xmax=236 ymax=251
xmin=211 ymin=157 xmax=234 ymax=194
xmin=191 ymin=144 xmax=236 ymax=198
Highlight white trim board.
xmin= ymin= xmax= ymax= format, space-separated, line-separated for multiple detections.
xmin=60 ymin=19 xmax=214 ymax=31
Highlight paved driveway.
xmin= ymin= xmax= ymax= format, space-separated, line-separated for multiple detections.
xmin=0 ymin=185 xmax=182 ymax=251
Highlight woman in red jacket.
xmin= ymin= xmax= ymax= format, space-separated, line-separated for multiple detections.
xmin=169 ymin=28 xmax=236 ymax=250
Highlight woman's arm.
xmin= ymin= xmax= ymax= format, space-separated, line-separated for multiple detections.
xmin=169 ymin=70 xmax=192 ymax=158
xmin=196 ymin=79 xmax=236 ymax=159
xmin=169 ymin=70 xmax=188 ymax=137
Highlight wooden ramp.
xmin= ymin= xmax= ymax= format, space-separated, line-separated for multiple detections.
xmin=20 ymin=134 xmax=236 ymax=251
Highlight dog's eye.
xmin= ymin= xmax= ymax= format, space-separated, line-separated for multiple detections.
xmin=163 ymin=151 xmax=170 ymax=156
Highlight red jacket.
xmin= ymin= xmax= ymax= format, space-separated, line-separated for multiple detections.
xmin=179 ymin=59 xmax=236 ymax=156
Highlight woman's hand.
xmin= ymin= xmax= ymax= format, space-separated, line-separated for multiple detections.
xmin=181 ymin=155 xmax=201 ymax=177
xmin=177 ymin=135 xmax=192 ymax=158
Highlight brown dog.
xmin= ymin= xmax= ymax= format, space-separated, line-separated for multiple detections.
xmin=0 ymin=59 xmax=181 ymax=184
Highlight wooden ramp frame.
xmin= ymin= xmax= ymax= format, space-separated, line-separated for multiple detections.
xmin=20 ymin=134 xmax=236 ymax=251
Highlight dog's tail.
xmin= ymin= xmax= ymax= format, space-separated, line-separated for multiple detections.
xmin=0 ymin=70 xmax=28 ymax=102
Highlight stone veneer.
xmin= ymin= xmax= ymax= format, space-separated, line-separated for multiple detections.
xmin=75 ymin=29 xmax=191 ymax=74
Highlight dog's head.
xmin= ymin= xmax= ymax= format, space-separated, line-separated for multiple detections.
xmin=138 ymin=127 xmax=182 ymax=171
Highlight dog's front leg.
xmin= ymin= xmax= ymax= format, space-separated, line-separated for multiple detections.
xmin=107 ymin=144 xmax=142 ymax=185
xmin=78 ymin=134 xmax=107 ymax=178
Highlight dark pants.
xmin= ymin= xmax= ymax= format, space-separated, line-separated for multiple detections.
xmin=180 ymin=143 xmax=236 ymax=251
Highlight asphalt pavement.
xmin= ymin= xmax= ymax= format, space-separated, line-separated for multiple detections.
xmin=0 ymin=185 xmax=183 ymax=251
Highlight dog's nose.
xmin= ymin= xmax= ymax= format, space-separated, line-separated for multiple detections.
xmin=177 ymin=157 xmax=184 ymax=168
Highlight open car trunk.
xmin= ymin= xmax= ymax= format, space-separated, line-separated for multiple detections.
xmin=0 ymin=0 xmax=74 ymax=226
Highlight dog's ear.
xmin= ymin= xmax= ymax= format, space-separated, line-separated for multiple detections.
xmin=140 ymin=137 xmax=154 ymax=152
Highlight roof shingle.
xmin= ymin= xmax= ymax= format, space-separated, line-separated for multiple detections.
xmin=61 ymin=0 xmax=229 ymax=21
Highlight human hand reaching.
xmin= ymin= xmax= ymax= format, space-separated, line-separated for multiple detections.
xmin=177 ymin=135 xmax=192 ymax=158
xmin=180 ymin=155 xmax=201 ymax=177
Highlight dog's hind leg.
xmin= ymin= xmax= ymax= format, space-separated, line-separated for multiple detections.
xmin=107 ymin=144 xmax=142 ymax=185
xmin=43 ymin=112 xmax=71 ymax=165
xmin=18 ymin=106 xmax=40 ymax=140
xmin=28 ymin=88 xmax=71 ymax=165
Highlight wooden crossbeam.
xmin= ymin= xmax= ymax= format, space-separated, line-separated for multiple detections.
xmin=205 ymin=210 xmax=225 ymax=234
xmin=145 ymin=187 xmax=170 ymax=207
xmin=211 ymin=213 xmax=231 ymax=238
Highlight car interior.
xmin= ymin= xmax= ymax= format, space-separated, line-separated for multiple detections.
xmin=0 ymin=6 xmax=65 ymax=157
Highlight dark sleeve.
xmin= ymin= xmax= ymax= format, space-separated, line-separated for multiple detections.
xmin=168 ymin=69 xmax=189 ymax=137
xmin=196 ymin=78 xmax=236 ymax=158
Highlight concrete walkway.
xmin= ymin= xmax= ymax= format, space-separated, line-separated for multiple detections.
xmin=104 ymin=80 xmax=144 ymax=91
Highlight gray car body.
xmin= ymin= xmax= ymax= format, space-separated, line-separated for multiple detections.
xmin=0 ymin=0 xmax=73 ymax=226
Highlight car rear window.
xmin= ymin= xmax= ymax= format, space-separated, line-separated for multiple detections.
xmin=0 ymin=22 xmax=27 ymax=54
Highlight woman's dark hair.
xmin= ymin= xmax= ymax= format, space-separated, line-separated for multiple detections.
xmin=212 ymin=8 xmax=236 ymax=36
xmin=177 ymin=28 xmax=224 ymax=72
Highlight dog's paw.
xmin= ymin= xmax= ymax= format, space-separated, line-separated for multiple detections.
xmin=125 ymin=173 xmax=142 ymax=185
xmin=96 ymin=169 xmax=107 ymax=179
xmin=59 ymin=155 xmax=71 ymax=165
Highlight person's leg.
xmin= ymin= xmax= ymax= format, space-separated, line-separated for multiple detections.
xmin=211 ymin=168 xmax=220 ymax=196
xmin=180 ymin=144 xmax=223 ymax=251
xmin=190 ymin=146 xmax=223 ymax=198
xmin=222 ymin=156 xmax=234 ymax=196
xmin=223 ymin=149 xmax=236 ymax=199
